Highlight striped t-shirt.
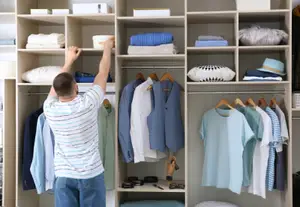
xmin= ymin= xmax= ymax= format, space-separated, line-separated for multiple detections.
xmin=43 ymin=85 xmax=105 ymax=179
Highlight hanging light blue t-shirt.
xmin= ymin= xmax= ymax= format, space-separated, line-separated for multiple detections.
xmin=200 ymin=108 xmax=255 ymax=194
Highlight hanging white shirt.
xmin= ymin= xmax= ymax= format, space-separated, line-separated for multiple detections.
xmin=248 ymin=106 xmax=272 ymax=199
xmin=130 ymin=78 xmax=166 ymax=163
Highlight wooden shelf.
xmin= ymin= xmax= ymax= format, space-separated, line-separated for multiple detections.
xmin=187 ymin=81 xmax=289 ymax=85
xmin=18 ymin=49 xmax=65 ymax=55
xmin=187 ymin=46 xmax=236 ymax=53
xmin=68 ymin=14 xmax=115 ymax=25
xmin=0 ymin=12 xmax=15 ymax=22
xmin=118 ymin=54 xmax=185 ymax=60
xmin=0 ymin=45 xmax=15 ymax=48
xmin=81 ymin=48 xmax=115 ymax=55
xmin=117 ymin=180 xmax=185 ymax=193
xmin=239 ymin=45 xmax=289 ymax=51
xmin=17 ymin=15 xmax=65 ymax=24
xmin=238 ymin=9 xmax=289 ymax=18
xmin=117 ymin=16 xmax=184 ymax=27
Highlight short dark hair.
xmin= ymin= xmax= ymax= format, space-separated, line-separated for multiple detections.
xmin=53 ymin=72 xmax=75 ymax=97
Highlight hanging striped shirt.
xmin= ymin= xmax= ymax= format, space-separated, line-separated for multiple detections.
xmin=43 ymin=85 xmax=105 ymax=179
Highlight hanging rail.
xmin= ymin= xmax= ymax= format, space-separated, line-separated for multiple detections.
xmin=188 ymin=90 xmax=286 ymax=95
xmin=21 ymin=91 xmax=116 ymax=95
xmin=122 ymin=66 xmax=184 ymax=69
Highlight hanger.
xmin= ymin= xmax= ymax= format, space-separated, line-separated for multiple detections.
xmin=136 ymin=72 xmax=145 ymax=81
xmin=103 ymin=99 xmax=111 ymax=110
xmin=215 ymin=99 xmax=234 ymax=110
xmin=233 ymin=98 xmax=245 ymax=107
xmin=270 ymin=97 xmax=277 ymax=108
xmin=149 ymin=73 xmax=159 ymax=81
xmin=245 ymin=98 xmax=256 ymax=107
xmin=160 ymin=72 xmax=174 ymax=82
xmin=258 ymin=98 xmax=267 ymax=108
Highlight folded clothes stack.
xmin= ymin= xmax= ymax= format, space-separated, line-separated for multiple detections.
xmin=243 ymin=58 xmax=285 ymax=81
xmin=0 ymin=38 xmax=16 ymax=45
xmin=195 ymin=35 xmax=228 ymax=47
xmin=26 ymin=33 xmax=65 ymax=49
xmin=127 ymin=32 xmax=178 ymax=55
xmin=75 ymin=71 xmax=113 ymax=83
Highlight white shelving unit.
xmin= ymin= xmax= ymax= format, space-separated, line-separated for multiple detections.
xmin=0 ymin=0 xmax=296 ymax=206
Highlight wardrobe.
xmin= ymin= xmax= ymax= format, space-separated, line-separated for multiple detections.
xmin=0 ymin=0 xmax=296 ymax=206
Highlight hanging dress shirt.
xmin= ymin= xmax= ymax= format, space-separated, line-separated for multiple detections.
xmin=98 ymin=105 xmax=115 ymax=190
xmin=148 ymin=80 xmax=184 ymax=152
xmin=264 ymin=106 xmax=281 ymax=191
xmin=23 ymin=107 xmax=43 ymax=190
xmin=118 ymin=79 xmax=143 ymax=163
xmin=130 ymin=78 xmax=166 ymax=163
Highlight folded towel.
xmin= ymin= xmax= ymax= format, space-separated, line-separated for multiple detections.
xmin=198 ymin=35 xmax=224 ymax=40
xmin=128 ymin=44 xmax=178 ymax=55
xmin=75 ymin=71 xmax=112 ymax=83
xmin=243 ymin=76 xmax=282 ymax=81
xmin=0 ymin=39 xmax=16 ymax=45
xmin=26 ymin=43 xmax=65 ymax=49
xmin=130 ymin=32 xmax=173 ymax=46
xmin=27 ymin=33 xmax=65 ymax=45
xmin=244 ymin=69 xmax=281 ymax=78
xmin=195 ymin=40 xmax=228 ymax=47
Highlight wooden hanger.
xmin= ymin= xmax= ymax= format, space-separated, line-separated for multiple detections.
xmin=270 ymin=98 xmax=277 ymax=108
xmin=149 ymin=73 xmax=159 ymax=81
xmin=136 ymin=72 xmax=145 ymax=81
xmin=215 ymin=99 xmax=234 ymax=109
xmin=258 ymin=98 xmax=267 ymax=108
xmin=233 ymin=98 xmax=245 ymax=107
xmin=103 ymin=99 xmax=111 ymax=110
xmin=245 ymin=98 xmax=256 ymax=107
xmin=160 ymin=72 xmax=174 ymax=82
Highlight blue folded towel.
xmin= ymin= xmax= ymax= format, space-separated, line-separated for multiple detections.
xmin=75 ymin=71 xmax=113 ymax=83
xmin=130 ymin=32 xmax=173 ymax=46
xmin=0 ymin=38 xmax=15 ymax=45
xmin=244 ymin=69 xmax=281 ymax=78
xmin=195 ymin=40 xmax=228 ymax=47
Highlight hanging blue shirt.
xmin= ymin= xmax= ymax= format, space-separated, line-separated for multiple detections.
xmin=264 ymin=106 xmax=281 ymax=191
xmin=118 ymin=79 xmax=143 ymax=163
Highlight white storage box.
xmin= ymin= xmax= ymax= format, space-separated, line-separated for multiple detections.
xmin=73 ymin=3 xmax=112 ymax=14
xmin=93 ymin=35 xmax=114 ymax=49
xmin=0 ymin=61 xmax=16 ymax=78
xmin=30 ymin=9 xmax=52 ymax=15
xmin=52 ymin=9 xmax=71 ymax=15
xmin=235 ymin=0 xmax=270 ymax=11
xmin=133 ymin=8 xmax=171 ymax=17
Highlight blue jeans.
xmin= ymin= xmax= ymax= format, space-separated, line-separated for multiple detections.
xmin=54 ymin=173 xmax=106 ymax=207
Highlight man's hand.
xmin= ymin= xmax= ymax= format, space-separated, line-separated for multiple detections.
xmin=63 ymin=46 xmax=82 ymax=72
xmin=103 ymin=37 xmax=115 ymax=51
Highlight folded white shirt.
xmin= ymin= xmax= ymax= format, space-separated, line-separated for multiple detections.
xmin=27 ymin=33 xmax=65 ymax=45
xmin=26 ymin=43 xmax=65 ymax=49
xmin=127 ymin=44 xmax=178 ymax=55
xmin=243 ymin=76 xmax=282 ymax=81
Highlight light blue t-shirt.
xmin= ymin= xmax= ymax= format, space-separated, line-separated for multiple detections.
xmin=200 ymin=108 xmax=254 ymax=194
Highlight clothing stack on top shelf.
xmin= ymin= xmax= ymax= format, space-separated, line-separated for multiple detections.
xmin=118 ymin=73 xmax=184 ymax=164
xmin=200 ymin=98 xmax=288 ymax=198
xmin=75 ymin=71 xmax=113 ymax=83
xmin=243 ymin=58 xmax=285 ymax=81
xmin=195 ymin=36 xmax=228 ymax=47
xmin=25 ymin=33 xmax=65 ymax=49
xmin=0 ymin=38 xmax=15 ymax=46
xmin=23 ymin=89 xmax=115 ymax=194
xmin=127 ymin=32 xmax=178 ymax=55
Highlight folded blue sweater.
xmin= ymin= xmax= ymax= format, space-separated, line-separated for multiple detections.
xmin=130 ymin=32 xmax=173 ymax=46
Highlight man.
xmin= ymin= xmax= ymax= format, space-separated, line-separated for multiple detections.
xmin=43 ymin=38 xmax=114 ymax=207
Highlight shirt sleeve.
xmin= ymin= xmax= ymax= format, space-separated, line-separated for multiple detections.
xmin=242 ymin=116 xmax=255 ymax=147
xmin=257 ymin=115 xmax=264 ymax=141
xmin=200 ymin=116 xmax=206 ymax=140
xmin=83 ymin=85 xmax=105 ymax=108
xmin=43 ymin=95 xmax=58 ymax=115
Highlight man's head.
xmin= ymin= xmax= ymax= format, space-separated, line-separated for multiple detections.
xmin=53 ymin=72 xmax=78 ymax=100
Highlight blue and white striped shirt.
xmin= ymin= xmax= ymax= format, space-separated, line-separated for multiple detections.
xmin=44 ymin=85 xmax=105 ymax=179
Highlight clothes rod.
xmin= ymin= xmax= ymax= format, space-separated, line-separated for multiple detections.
xmin=188 ymin=91 xmax=286 ymax=95
xmin=23 ymin=92 xmax=116 ymax=95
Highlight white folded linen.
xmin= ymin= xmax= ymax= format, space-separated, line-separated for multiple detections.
xmin=127 ymin=44 xmax=178 ymax=55
xmin=27 ymin=33 xmax=65 ymax=45
xmin=26 ymin=43 xmax=65 ymax=49
xmin=243 ymin=76 xmax=282 ymax=81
